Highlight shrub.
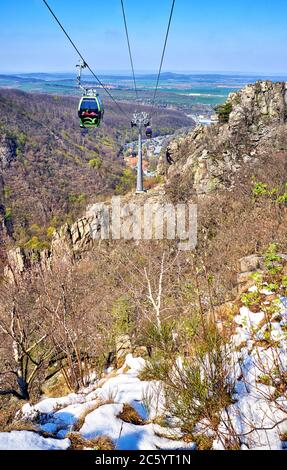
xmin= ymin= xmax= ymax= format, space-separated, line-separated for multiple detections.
xmin=214 ymin=102 xmax=233 ymax=123
xmin=166 ymin=335 xmax=233 ymax=433
xmin=110 ymin=295 xmax=136 ymax=340
xmin=25 ymin=236 xmax=49 ymax=251
xmin=264 ymin=243 xmax=283 ymax=275
xmin=17 ymin=132 xmax=27 ymax=148
xmin=68 ymin=193 xmax=87 ymax=205
xmin=252 ymin=179 xmax=287 ymax=205
xmin=143 ymin=320 xmax=234 ymax=435
xmin=88 ymin=158 xmax=102 ymax=170
xmin=144 ymin=176 xmax=164 ymax=191
xmin=192 ymin=434 xmax=214 ymax=451
xmin=47 ymin=226 xmax=56 ymax=239
xmin=0 ymin=400 xmax=22 ymax=431
xmin=252 ymin=180 xmax=269 ymax=197
xmin=115 ymin=168 xmax=136 ymax=195
xmin=4 ymin=208 xmax=12 ymax=222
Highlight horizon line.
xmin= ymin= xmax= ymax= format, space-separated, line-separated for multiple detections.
xmin=1 ymin=70 xmax=287 ymax=77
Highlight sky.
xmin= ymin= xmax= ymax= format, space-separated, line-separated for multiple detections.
xmin=0 ymin=0 xmax=287 ymax=74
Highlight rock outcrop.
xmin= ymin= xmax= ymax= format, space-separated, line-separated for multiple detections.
xmin=0 ymin=135 xmax=16 ymax=169
xmin=159 ymin=81 xmax=287 ymax=196
xmin=0 ymin=135 xmax=17 ymax=245
xmin=0 ymin=203 xmax=6 ymax=245
xmin=228 ymin=81 xmax=287 ymax=132
xmin=4 ymin=215 xmax=96 ymax=281
xmin=51 ymin=217 xmax=94 ymax=260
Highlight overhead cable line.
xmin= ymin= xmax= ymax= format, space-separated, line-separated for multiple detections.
xmin=151 ymin=0 xmax=176 ymax=116
xmin=42 ymin=0 xmax=130 ymax=120
xmin=120 ymin=0 xmax=139 ymax=101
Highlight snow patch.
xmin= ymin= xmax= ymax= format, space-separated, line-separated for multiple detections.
xmin=0 ymin=431 xmax=70 ymax=450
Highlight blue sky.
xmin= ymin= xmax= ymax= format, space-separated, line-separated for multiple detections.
xmin=0 ymin=0 xmax=287 ymax=74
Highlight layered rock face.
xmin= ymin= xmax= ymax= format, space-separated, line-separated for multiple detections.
xmin=4 ymin=216 xmax=95 ymax=280
xmin=159 ymin=81 xmax=287 ymax=195
xmin=3 ymin=187 xmax=167 ymax=279
xmin=228 ymin=81 xmax=287 ymax=131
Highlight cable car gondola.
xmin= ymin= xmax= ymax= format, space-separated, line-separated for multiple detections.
xmin=145 ymin=126 xmax=153 ymax=139
xmin=76 ymin=62 xmax=104 ymax=129
xmin=78 ymin=93 xmax=104 ymax=129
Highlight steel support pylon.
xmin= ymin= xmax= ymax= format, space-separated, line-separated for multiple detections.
xmin=131 ymin=112 xmax=150 ymax=194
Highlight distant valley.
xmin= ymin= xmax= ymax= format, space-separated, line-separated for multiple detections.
xmin=2 ymin=72 xmax=287 ymax=116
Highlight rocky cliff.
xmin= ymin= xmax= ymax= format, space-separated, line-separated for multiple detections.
xmin=0 ymin=135 xmax=17 ymax=169
xmin=158 ymin=81 xmax=287 ymax=196
xmin=0 ymin=135 xmax=17 ymax=245
xmin=4 ymin=216 xmax=94 ymax=280
xmin=3 ymin=187 xmax=167 ymax=280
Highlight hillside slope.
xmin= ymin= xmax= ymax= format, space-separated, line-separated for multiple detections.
xmin=0 ymin=89 xmax=193 ymax=258
xmin=0 ymin=81 xmax=287 ymax=451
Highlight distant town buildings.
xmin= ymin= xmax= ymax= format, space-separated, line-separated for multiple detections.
xmin=123 ymin=135 xmax=170 ymax=176
xmin=187 ymin=113 xmax=218 ymax=125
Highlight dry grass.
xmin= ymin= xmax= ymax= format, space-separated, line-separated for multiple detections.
xmin=67 ymin=432 xmax=115 ymax=450
xmin=4 ymin=420 xmax=39 ymax=433
xmin=117 ymin=403 xmax=145 ymax=425
xmin=0 ymin=401 xmax=22 ymax=431
xmin=42 ymin=371 xmax=71 ymax=398
xmin=94 ymin=435 xmax=116 ymax=450
xmin=191 ymin=434 xmax=214 ymax=451
xmin=225 ymin=440 xmax=241 ymax=451
xmin=154 ymin=429 xmax=183 ymax=441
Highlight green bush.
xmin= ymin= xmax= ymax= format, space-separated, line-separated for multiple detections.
xmin=115 ymin=168 xmax=136 ymax=195
xmin=111 ymin=295 xmax=136 ymax=340
xmin=4 ymin=208 xmax=12 ymax=222
xmin=252 ymin=179 xmax=287 ymax=205
xmin=215 ymin=102 xmax=233 ymax=123
xmin=25 ymin=236 xmax=49 ymax=251
xmin=17 ymin=132 xmax=27 ymax=148
xmin=68 ymin=193 xmax=87 ymax=205
xmin=141 ymin=317 xmax=234 ymax=435
xmin=47 ymin=226 xmax=56 ymax=239
xmin=88 ymin=158 xmax=102 ymax=170
xmin=3 ymin=186 xmax=12 ymax=199
xmin=264 ymin=243 xmax=283 ymax=275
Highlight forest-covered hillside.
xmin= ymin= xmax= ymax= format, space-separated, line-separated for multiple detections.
xmin=0 ymin=90 xmax=193 ymax=257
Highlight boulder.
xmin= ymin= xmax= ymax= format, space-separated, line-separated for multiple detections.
xmin=239 ymin=255 xmax=263 ymax=273
xmin=116 ymin=334 xmax=132 ymax=368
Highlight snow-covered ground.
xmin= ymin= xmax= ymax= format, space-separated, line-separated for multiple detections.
xmin=214 ymin=295 xmax=287 ymax=450
xmin=0 ymin=290 xmax=286 ymax=451
xmin=0 ymin=354 xmax=194 ymax=451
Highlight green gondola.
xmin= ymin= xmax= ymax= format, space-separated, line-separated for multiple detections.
xmin=78 ymin=95 xmax=104 ymax=129
xmin=76 ymin=62 xmax=104 ymax=129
